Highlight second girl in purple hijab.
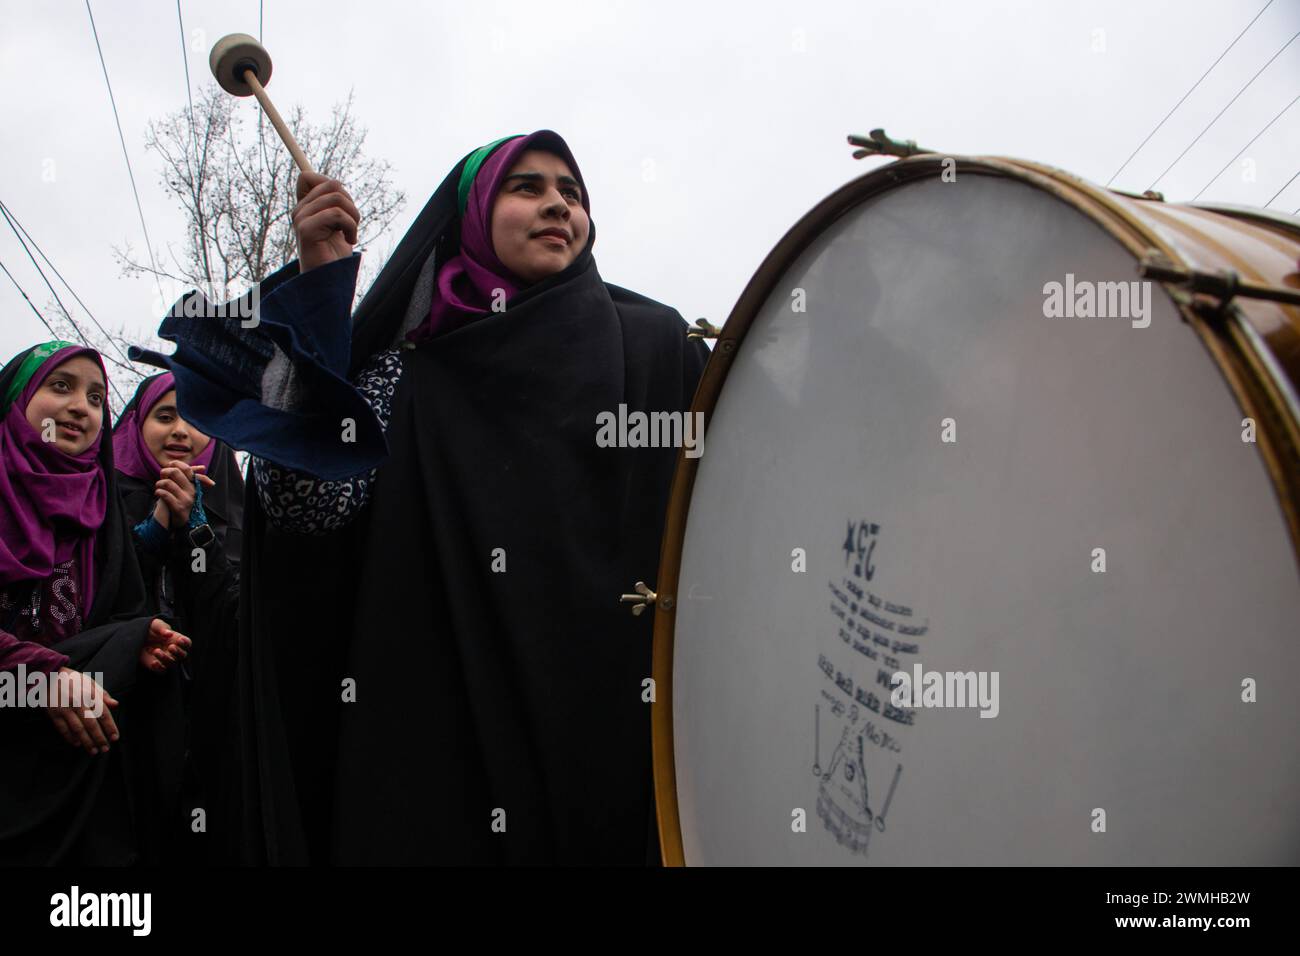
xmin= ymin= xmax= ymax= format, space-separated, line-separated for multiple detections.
xmin=113 ymin=370 xmax=245 ymax=863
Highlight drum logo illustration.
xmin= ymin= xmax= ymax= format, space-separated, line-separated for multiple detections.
xmin=815 ymin=519 xmax=914 ymax=858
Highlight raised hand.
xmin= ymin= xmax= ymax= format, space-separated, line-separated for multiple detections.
xmin=293 ymin=171 xmax=360 ymax=273
xmin=154 ymin=461 xmax=215 ymax=528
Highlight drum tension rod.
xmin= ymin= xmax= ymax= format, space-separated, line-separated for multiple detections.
xmin=847 ymin=128 xmax=933 ymax=160
xmin=1138 ymin=253 xmax=1300 ymax=314
xmin=688 ymin=318 xmax=722 ymax=340
xmin=619 ymin=581 xmax=662 ymax=616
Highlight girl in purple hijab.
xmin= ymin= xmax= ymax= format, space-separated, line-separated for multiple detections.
xmin=160 ymin=131 xmax=711 ymax=865
xmin=113 ymin=370 xmax=246 ymax=864
xmin=0 ymin=340 xmax=195 ymax=864
xmin=114 ymin=371 xmax=245 ymax=622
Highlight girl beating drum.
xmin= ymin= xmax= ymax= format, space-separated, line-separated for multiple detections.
xmin=161 ymin=130 xmax=709 ymax=864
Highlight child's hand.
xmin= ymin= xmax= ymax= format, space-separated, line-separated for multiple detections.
xmin=139 ymin=618 xmax=192 ymax=674
xmin=154 ymin=461 xmax=215 ymax=528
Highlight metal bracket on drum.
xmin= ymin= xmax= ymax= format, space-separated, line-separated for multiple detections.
xmin=847 ymin=128 xmax=932 ymax=160
xmin=620 ymin=580 xmax=669 ymax=616
xmin=1137 ymin=251 xmax=1300 ymax=320
xmin=687 ymin=318 xmax=722 ymax=340
xmin=1110 ymin=188 xmax=1167 ymax=203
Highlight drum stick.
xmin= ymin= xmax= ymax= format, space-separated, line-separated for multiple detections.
xmin=208 ymin=33 xmax=316 ymax=175
xmin=241 ymin=71 xmax=314 ymax=174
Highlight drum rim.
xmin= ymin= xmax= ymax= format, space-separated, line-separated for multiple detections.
xmin=650 ymin=155 xmax=1300 ymax=866
xmin=1186 ymin=201 xmax=1300 ymax=238
xmin=1006 ymin=158 xmax=1300 ymax=558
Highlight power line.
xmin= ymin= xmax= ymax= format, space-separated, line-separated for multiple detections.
xmin=1106 ymin=0 xmax=1275 ymax=187
xmin=1147 ymin=30 xmax=1300 ymax=192
xmin=1192 ymin=92 xmax=1300 ymax=200
xmin=0 ymin=198 xmax=137 ymax=373
xmin=176 ymin=0 xmax=220 ymax=296
xmin=1265 ymin=169 xmax=1299 ymax=207
xmin=0 ymin=255 xmax=127 ymax=411
xmin=0 ymin=257 xmax=62 ymax=341
xmin=257 ymin=0 xmax=268 ymax=176
xmin=0 ymin=205 xmax=131 ymax=409
xmin=176 ymin=0 xmax=196 ymax=148
xmin=85 ymin=0 xmax=165 ymax=303
xmin=0 ymin=207 xmax=94 ymax=351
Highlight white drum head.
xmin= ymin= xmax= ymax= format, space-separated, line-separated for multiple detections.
xmin=671 ymin=173 xmax=1300 ymax=865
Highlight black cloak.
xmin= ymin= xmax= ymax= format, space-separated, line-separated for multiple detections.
xmin=0 ymin=346 xmax=185 ymax=865
xmin=113 ymin=372 xmax=245 ymax=863
xmin=166 ymin=135 xmax=710 ymax=864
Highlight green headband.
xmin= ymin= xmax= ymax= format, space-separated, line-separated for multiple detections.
xmin=456 ymin=135 xmax=522 ymax=217
xmin=2 ymin=339 xmax=80 ymax=411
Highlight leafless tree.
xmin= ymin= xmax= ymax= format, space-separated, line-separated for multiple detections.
xmin=117 ymin=82 xmax=405 ymax=309
xmin=45 ymin=83 xmax=403 ymax=419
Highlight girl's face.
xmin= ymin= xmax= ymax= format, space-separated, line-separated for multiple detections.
xmin=140 ymin=389 xmax=210 ymax=466
xmin=490 ymin=149 xmax=590 ymax=284
xmin=23 ymin=355 xmax=106 ymax=456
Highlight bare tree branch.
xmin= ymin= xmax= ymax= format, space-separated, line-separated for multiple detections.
xmin=117 ymin=83 xmax=405 ymax=308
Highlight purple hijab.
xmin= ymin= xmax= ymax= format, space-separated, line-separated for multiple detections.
xmin=113 ymin=372 xmax=216 ymax=482
xmin=0 ymin=345 xmax=109 ymax=611
xmin=405 ymin=130 xmax=593 ymax=345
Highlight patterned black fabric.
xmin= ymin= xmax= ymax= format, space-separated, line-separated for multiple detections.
xmin=252 ymin=348 xmax=402 ymax=534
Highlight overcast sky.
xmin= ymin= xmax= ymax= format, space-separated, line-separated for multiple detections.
xmin=1 ymin=0 xmax=1297 ymax=371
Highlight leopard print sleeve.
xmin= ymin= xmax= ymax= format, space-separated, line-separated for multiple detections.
xmin=251 ymin=347 xmax=402 ymax=535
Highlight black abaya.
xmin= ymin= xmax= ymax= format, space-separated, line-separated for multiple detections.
xmin=161 ymin=135 xmax=711 ymax=864
xmin=113 ymin=372 xmax=246 ymax=864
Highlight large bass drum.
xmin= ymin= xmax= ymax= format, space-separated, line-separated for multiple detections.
xmin=653 ymin=153 xmax=1300 ymax=865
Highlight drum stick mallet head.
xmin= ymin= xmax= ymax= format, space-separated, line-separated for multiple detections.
xmin=208 ymin=33 xmax=315 ymax=174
